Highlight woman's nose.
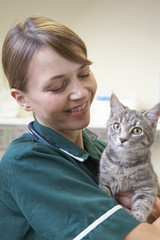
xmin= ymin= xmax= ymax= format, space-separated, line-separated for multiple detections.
xmin=69 ymin=81 xmax=87 ymax=100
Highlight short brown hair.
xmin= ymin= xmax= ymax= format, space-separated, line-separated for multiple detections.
xmin=2 ymin=16 xmax=92 ymax=91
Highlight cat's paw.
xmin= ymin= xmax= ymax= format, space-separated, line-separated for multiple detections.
xmin=104 ymin=188 xmax=112 ymax=196
xmin=99 ymin=184 xmax=112 ymax=196
xmin=131 ymin=211 xmax=147 ymax=223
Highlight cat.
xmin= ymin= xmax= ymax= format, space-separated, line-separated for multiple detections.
xmin=99 ymin=93 xmax=160 ymax=222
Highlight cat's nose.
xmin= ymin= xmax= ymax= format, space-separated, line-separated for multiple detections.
xmin=119 ymin=137 xmax=127 ymax=143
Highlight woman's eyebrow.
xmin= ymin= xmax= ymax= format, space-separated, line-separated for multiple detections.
xmin=49 ymin=74 xmax=65 ymax=81
xmin=79 ymin=64 xmax=86 ymax=70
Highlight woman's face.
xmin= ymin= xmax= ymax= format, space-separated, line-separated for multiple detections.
xmin=23 ymin=46 xmax=97 ymax=135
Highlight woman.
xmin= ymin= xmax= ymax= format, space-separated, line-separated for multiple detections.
xmin=0 ymin=16 xmax=160 ymax=240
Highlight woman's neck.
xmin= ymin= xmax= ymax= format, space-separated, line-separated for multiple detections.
xmin=57 ymin=129 xmax=84 ymax=149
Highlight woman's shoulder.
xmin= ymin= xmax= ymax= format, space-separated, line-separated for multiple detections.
xmin=2 ymin=133 xmax=36 ymax=156
xmin=0 ymin=132 xmax=44 ymax=173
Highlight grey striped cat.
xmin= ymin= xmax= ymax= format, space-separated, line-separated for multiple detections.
xmin=99 ymin=93 xmax=160 ymax=222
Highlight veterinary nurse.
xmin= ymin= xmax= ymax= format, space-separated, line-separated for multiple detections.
xmin=0 ymin=16 xmax=160 ymax=240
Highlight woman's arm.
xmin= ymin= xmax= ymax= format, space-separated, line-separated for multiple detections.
xmin=123 ymin=219 xmax=160 ymax=240
xmin=116 ymin=192 xmax=160 ymax=239
xmin=116 ymin=192 xmax=160 ymax=223
xmin=147 ymin=197 xmax=160 ymax=223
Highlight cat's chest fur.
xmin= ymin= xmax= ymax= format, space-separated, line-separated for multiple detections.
xmin=100 ymin=146 xmax=151 ymax=193
xmin=108 ymin=164 xmax=130 ymax=192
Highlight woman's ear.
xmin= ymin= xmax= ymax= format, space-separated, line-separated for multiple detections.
xmin=11 ymin=88 xmax=32 ymax=112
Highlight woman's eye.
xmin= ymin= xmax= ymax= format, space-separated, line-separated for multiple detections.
xmin=113 ymin=122 xmax=121 ymax=131
xmin=132 ymin=127 xmax=142 ymax=135
xmin=78 ymin=66 xmax=90 ymax=79
xmin=50 ymin=85 xmax=65 ymax=93
xmin=79 ymin=73 xmax=90 ymax=79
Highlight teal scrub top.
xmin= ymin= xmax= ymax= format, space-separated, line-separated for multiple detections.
xmin=0 ymin=119 xmax=139 ymax=240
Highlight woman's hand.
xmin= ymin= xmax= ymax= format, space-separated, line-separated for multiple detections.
xmin=115 ymin=192 xmax=160 ymax=223
xmin=115 ymin=192 xmax=132 ymax=214
xmin=147 ymin=197 xmax=160 ymax=223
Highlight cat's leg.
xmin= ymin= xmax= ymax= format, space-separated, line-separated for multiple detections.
xmin=131 ymin=190 xmax=156 ymax=222
xmin=99 ymin=152 xmax=119 ymax=196
xmin=99 ymin=175 xmax=119 ymax=197
xmin=99 ymin=160 xmax=113 ymax=196
xmin=99 ymin=182 xmax=112 ymax=196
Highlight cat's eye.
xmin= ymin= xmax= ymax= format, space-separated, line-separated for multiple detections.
xmin=132 ymin=127 xmax=142 ymax=135
xmin=113 ymin=122 xmax=121 ymax=131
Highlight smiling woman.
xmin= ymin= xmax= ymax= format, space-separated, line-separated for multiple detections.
xmin=11 ymin=45 xmax=97 ymax=139
xmin=1 ymin=15 xmax=160 ymax=240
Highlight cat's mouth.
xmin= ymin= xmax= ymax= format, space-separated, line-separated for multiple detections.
xmin=118 ymin=142 xmax=128 ymax=148
xmin=117 ymin=138 xmax=128 ymax=147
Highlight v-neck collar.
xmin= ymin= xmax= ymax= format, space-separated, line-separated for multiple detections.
xmin=32 ymin=119 xmax=100 ymax=162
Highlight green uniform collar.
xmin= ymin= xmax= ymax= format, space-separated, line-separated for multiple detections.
xmin=32 ymin=119 xmax=103 ymax=162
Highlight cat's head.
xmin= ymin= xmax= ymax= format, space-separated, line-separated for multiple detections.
xmin=107 ymin=93 xmax=160 ymax=150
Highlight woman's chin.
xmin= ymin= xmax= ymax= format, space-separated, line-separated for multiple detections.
xmin=78 ymin=119 xmax=90 ymax=130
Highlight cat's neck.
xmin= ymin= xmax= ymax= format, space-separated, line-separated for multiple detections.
xmin=107 ymin=143 xmax=151 ymax=167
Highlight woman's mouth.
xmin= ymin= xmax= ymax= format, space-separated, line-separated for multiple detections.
xmin=67 ymin=103 xmax=87 ymax=113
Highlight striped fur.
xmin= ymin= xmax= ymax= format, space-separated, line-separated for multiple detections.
xmin=99 ymin=93 xmax=160 ymax=222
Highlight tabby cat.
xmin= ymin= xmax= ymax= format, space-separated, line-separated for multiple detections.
xmin=99 ymin=93 xmax=160 ymax=222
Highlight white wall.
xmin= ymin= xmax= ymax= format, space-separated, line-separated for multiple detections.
xmin=1 ymin=0 xmax=160 ymax=108
xmin=0 ymin=0 xmax=160 ymax=176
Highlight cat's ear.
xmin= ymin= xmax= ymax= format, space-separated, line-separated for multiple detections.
xmin=110 ymin=93 xmax=125 ymax=117
xmin=143 ymin=103 xmax=160 ymax=126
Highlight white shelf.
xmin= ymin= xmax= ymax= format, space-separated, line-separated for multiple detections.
xmin=0 ymin=117 xmax=34 ymax=125
xmin=0 ymin=116 xmax=160 ymax=130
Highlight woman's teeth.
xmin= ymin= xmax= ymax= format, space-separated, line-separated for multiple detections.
xmin=68 ymin=103 xmax=86 ymax=112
